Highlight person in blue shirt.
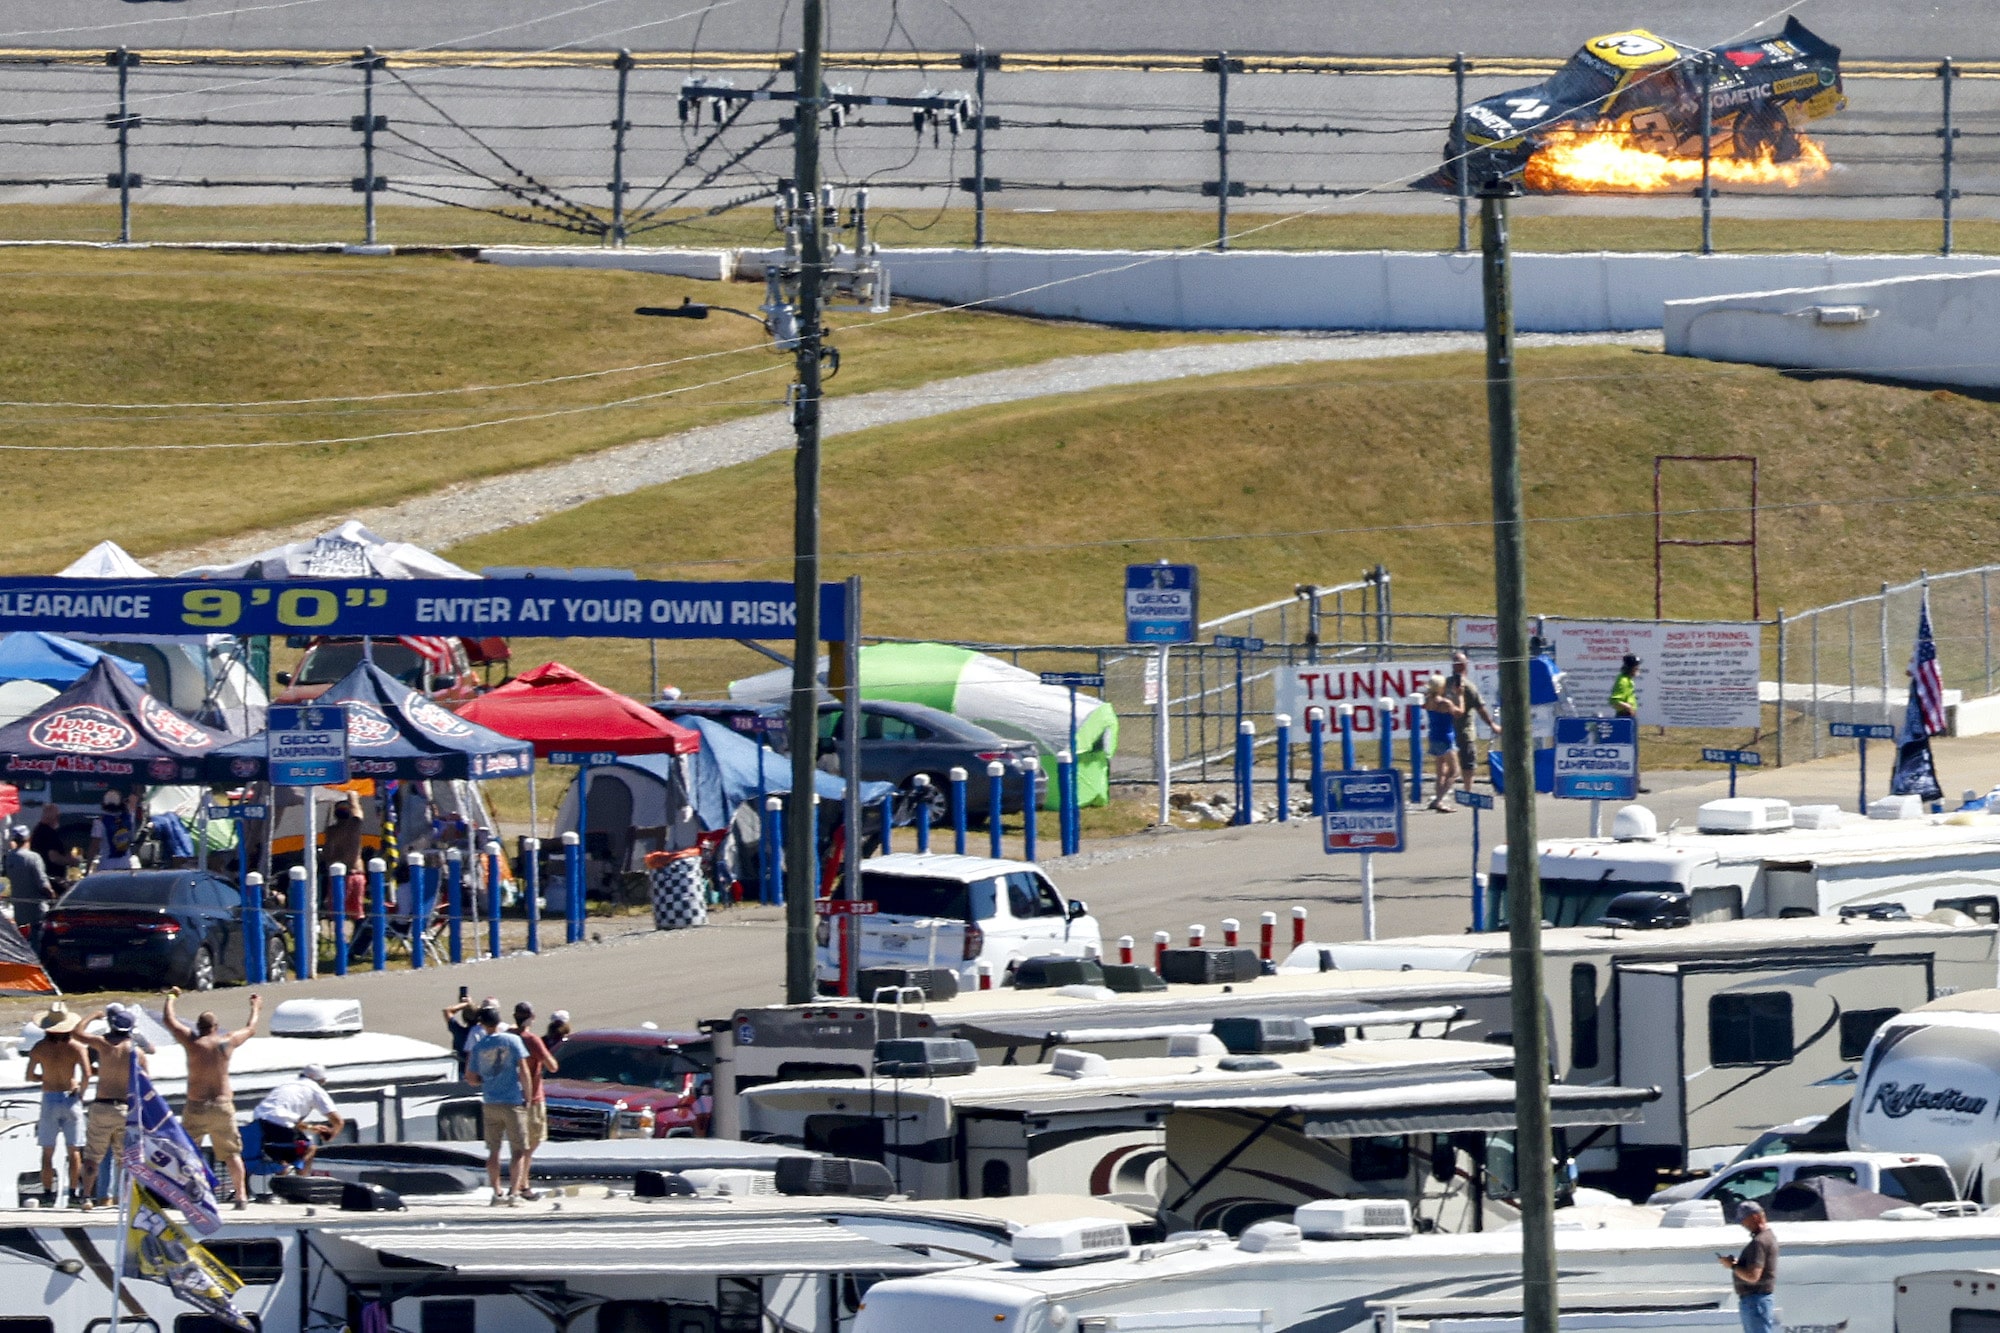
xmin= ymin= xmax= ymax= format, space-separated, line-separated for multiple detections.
xmin=463 ymin=1001 xmax=533 ymax=1205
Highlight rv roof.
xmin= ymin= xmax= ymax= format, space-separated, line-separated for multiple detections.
xmin=1335 ymin=912 xmax=1993 ymax=966
xmin=1503 ymin=810 xmax=2000 ymax=874
xmin=1914 ymin=988 xmax=2000 ymax=1013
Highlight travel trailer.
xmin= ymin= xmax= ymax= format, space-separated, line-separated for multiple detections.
xmin=1290 ymin=914 xmax=1997 ymax=1186
xmin=1851 ymin=990 xmax=2000 ymax=1202
xmin=1491 ymin=797 xmax=2000 ymax=928
xmin=710 ymin=967 xmax=1513 ymax=1139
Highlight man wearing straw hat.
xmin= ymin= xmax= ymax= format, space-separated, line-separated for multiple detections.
xmin=24 ymin=1005 xmax=88 ymax=1206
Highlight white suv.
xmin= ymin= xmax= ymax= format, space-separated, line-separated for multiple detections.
xmin=815 ymin=853 xmax=1101 ymax=992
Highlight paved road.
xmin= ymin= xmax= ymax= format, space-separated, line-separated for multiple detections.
xmin=95 ymin=729 xmax=2000 ymax=1046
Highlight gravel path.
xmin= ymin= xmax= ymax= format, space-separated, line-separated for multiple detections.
xmin=149 ymin=330 xmax=1654 ymax=570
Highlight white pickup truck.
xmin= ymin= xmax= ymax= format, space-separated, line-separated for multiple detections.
xmin=1649 ymin=1150 xmax=1961 ymax=1210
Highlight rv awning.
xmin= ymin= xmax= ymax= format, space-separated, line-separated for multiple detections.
xmin=1171 ymin=1080 xmax=1661 ymax=1138
xmin=330 ymin=1217 xmax=965 ymax=1278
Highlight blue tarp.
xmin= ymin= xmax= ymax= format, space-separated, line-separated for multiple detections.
xmin=0 ymin=631 xmax=146 ymax=688
xmin=610 ymin=715 xmax=888 ymax=829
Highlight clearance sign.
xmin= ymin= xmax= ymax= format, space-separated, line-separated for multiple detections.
xmin=0 ymin=578 xmax=852 ymax=641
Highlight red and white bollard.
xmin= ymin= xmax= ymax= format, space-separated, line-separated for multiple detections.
xmin=1117 ymin=935 xmax=1134 ymax=965
xmin=1188 ymin=923 xmax=1206 ymax=948
xmin=977 ymin=962 xmax=994 ymax=991
xmin=1291 ymin=905 xmax=1308 ymax=948
xmin=1153 ymin=930 xmax=1171 ymax=972
xmin=1259 ymin=911 xmax=1277 ymax=962
xmin=1222 ymin=918 xmax=1240 ymax=948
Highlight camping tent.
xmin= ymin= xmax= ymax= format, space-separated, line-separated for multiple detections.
xmin=0 ymin=924 xmax=56 ymax=996
xmin=0 ymin=632 xmax=147 ymax=689
xmin=206 ymin=661 xmax=532 ymax=783
xmin=0 ymin=658 xmax=236 ymax=785
xmin=176 ymin=519 xmax=478 ymax=581
xmin=456 ymin=662 xmax=699 ymax=757
xmin=0 ymin=681 xmax=57 ymax=730
xmin=729 ymin=642 xmax=1120 ymax=806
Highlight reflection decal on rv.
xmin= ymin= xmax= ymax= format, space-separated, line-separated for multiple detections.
xmin=1866 ymin=1081 xmax=1990 ymax=1118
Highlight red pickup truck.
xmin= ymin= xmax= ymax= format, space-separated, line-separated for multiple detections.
xmin=543 ymin=1028 xmax=714 ymax=1140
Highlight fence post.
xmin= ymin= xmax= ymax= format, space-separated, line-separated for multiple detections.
xmin=1339 ymin=701 xmax=1356 ymax=770
xmin=1291 ymin=904 xmax=1308 ymax=949
xmin=288 ymin=866 xmax=310 ymax=983
xmin=1985 ymin=570 xmax=1994 ymax=695
xmin=354 ymin=48 xmax=386 ymax=245
xmin=1775 ymin=610 xmax=1787 ymax=768
xmin=1941 ymin=58 xmax=1957 ymax=257
xmin=1377 ymin=696 xmax=1395 ymax=770
xmin=1153 ymin=930 xmax=1170 ymax=972
xmin=562 ymin=829 xmax=584 ymax=938
xmin=368 ymin=857 xmax=388 ymax=972
xmin=1405 ymin=697 xmax=1424 ymax=805
xmin=243 ymin=872 xmax=266 ymax=986
xmin=1307 ymin=708 xmax=1326 ymax=816
xmin=522 ymin=838 xmax=541 ymax=954
xmin=972 ymin=47 xmax=990 ymax=248
xmin=1259 ymin=911 xmax=1276 ymax=962
xmin=409 ymin=856 xmax=430 ymax=970
xmin=485 ymin=842 xmax=504 ymax=959
xmin=1454 ymin=52 xmax=1470 ymax=252
xmin=950 ymin=766 xmax=969 ymax=854
xmin=107 ymin=48 xmax=139 ymax=244
xmin=1214 ymin=50 xmax=1231 ymax=251
xmin=328 ymin=861 xmax=349 ymax=977
xmin=611 ymin=49 xmax=633 ymax=247
xmin=912 ymin=774 xmax=932 ymax=853
xmin=1275 ymin=713 xmax=1292 ymax=822
xmin=1235 ymin=719 xmax=1255 ymax=824
xmin=987 ymin=761 xmax=1006 ymax=858
xmin=1699 ymin=54 xmax=1715 ymax=255
xmin=1117 ymin=934 xmax=1134 ymax=964
xmin=1189 ymin=922 xmax=1205 ymax=948
xmin=446 ymin=846 xmax=465 ymax=963
xmin=1022 ymin=759 xmax=1039 ymax=862
xmin=1881 ymin=583 xmax=1892 ymax=724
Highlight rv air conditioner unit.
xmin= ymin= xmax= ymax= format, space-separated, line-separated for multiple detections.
xmin=269 ymin=998 xmax=364 ymax=1036
xmin=1013 ymin=956 xmax=1107 ymax=989
xmin=1659 ymin=1199 xmax=1726 ymax=1228
xmin=1294 ymin=1198 xmax=1413 ymax=1239
xmin=872 ymin=1038 xmax=978 ymax=1078
xmin=1695 ymin=798 xmax=1794 ymax=834
xmin=1236 ymin=1221 xmax=1303 ymax=1253
xmin=1610 ymin=804 xmax=1658 ymax=841
xmin=1011 ymin=1220 xmax=1132 ymax=1268
xmin=1166 ymin=1032 xmax=1227 ymax=1058
xmin=1049 ymin=1048 xmax=1112 ymax=1080
xmin=1869 ymin=794 xmax=1923 ymax=821
xmin=1211 ymin=1016 xmax=1313 ymax=1055
xmin=1791 ymin=804 xmax=1847 ymax=830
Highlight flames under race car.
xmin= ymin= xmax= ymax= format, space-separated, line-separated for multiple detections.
xmin=1427 ymin=18 xmax=1844 ymax=192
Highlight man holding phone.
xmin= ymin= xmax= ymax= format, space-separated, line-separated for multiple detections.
xmin=1718 ymin=1201 xmax=1778 ymax=1332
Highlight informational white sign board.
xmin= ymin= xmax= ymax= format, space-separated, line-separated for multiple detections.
xmin=1545 ymin=619 xmax=1762 ymax=729
xmin=1278 ymin=663 xmax=1449 ymax=736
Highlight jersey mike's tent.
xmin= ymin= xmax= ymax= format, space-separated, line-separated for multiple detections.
xmin=728 ymin=642 xmax=1120 ymax=806
xmin=0 ymin=632 xmax=147 ymax=689
xmin=205 ymin=660 xmax=533 ymax=782
xmin=455 ymin=662 xmax=700 ymax=757
xmin=174 ymin=519 xmax=478 ymax=581
xmin=0 ymin=658 xmax=237 ymax=784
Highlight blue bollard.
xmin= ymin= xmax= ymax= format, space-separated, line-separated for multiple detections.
xmin=446 ymin=847 xmax=465 ymax=964
xmin=1377 ymin=697 xmax=1395 ymax=770
xmin=1235 ymin=720 xmax=1255 ymax=825
xmin=562 ymin=830 xmax=583 ymax=940
xmin=987 ymin=761 xmax=1006 ymax=859
xmin=288 ymin=866 xmax=310 ymax=982
xmin=1406 ymin=698 xmax=1424 ymax=806
xmin=242 ymin=872 xmax=266 ymax=986
xmin=764 ymin=798 xmax=785 ymax=906
xmin=1058 ymin=749 xmax=1078 ymax=856
xmin=522 ymin=838 xmax=541 ymax=954
xmin=950 ymin=766 xmax=969 ymax=855
xmin=880 ymin=793 xmax=895 ymax=856
xmin=1022 ymin=760 xmax=1039 ymax=863
xmin=329 ymin=860 xmax=349 ymax=977
xmin=485 ymin=843 xmax=503 ymax=959
xmin=409 ymin=857 xmax=430 ymax=970
xmin=1338 ymin=702 xmax=1356 ymax=771
xmin=1308 ymin=709 xmax=1326 ymax=817
xmin=913 ymin=775 xmax=932 ymax=854
xmin=1275 ymin=713 xmax=1292 ymax=822
xmin=368 ymin=857 xmax=388 ymax=973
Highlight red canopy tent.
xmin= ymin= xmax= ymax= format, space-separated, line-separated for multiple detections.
xmin=457 ymin=663 xmax=699 ymax=837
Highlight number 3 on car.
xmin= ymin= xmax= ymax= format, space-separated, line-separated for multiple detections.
xmin=1589 ymin=33 xmax=1668 ymax=60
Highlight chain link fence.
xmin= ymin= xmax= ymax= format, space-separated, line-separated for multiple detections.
xmin=5 ymin=47 xmax=2000 ymax=247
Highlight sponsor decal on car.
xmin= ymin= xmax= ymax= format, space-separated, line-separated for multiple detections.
xmin=29 ymin=706 xmax=136 ymax=754
xmin=1772 ymin=72 xmax=1820 ymax=95
xmin=1467 ymin=105 xmax=1515 ymax=135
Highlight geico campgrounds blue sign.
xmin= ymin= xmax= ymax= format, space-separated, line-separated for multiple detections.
xmin=0 ymin=578 xmax=851 ymax=641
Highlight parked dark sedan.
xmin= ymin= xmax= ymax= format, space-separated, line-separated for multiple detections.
xmin=817 ymin=700 xmax=1036 ymax=820
xmin=39 ymin=871 xmax=290 ymax=992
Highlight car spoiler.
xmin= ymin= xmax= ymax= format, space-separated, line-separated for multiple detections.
xmin=1717 ymin=16 xmax=1839 ymax=67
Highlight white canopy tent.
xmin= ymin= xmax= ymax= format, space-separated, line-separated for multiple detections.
xmin=175 ymin=520 xmax=478 ymax=581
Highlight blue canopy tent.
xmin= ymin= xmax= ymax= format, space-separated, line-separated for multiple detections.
xmin=687 ymin=716 xmax=891 ymax=829
xmin=0 ymin=631 xmax=147 ymax=689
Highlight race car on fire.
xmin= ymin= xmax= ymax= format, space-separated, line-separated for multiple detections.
xmin=1426 ymin=18 xmax=1844 ymax=191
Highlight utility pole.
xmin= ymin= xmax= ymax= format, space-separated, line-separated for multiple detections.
xmin=1479 ymin=176 xmax=1556 ymax=1333
xmin=784 ymin=0 xmax=828 ymax=1005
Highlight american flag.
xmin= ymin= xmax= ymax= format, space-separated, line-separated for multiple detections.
xmin=1909 ymin=590 xmax=1948 ymax=737
xmin=397 ymin=636 xmax=455 ymax=674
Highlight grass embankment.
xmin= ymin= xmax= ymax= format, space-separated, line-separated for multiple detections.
xmin=446 ymin=344 xmax=2000 ymax=772
xmin=0 ymin=249 xmax=1205 ymax=573
xmin=3 ymin=202 xmax=1991 ymax=256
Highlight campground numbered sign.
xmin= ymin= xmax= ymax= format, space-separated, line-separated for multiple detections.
xmin=1321 ymin=769 xmax=1405 ymax=853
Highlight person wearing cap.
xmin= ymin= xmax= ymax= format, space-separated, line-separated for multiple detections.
xmin=75 ymin=1004 xmax=149 ymax=1207
xmin=442 ymin=994 xmax=479 ymax=1076
xmin=25 ymin=1006 xmax=88 ymax=1206
xmin=1609 ymin=654 xmax=1649 ymax=794
xmin=91 ymin=792 xmax=139 ymax=872
xmin=249 ymin=1065 xmax=343 ymax=1177
xmin=463 ymin=1002 xmax=532 ymax=1205
xmin=510 ymin=1002 xmax=559 ymax=1186
xmin=163 ymin=988 xmax=261 ymax=1209
xmin=3 ymin=825 xmax=52 ymax=943
xmin=1719 ymin=1199 xmax=1779 ymax=1332
xmin=544 ymin=1010 xmax=571 ymax=1055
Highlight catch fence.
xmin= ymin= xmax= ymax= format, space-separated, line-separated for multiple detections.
xmin=2 ymin=47 xmax=1999 ymax=249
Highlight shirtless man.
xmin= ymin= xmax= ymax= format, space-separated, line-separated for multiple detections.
xmin=76 ymin=1004 xmax=149 ymax=1208
xmin=163 ymin=989 xmax=260 ymax=1210
xmin=24 ymin=1007 xmax=88 ymax=1205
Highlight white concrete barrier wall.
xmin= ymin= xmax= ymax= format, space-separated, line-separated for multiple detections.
xmin=1664 ymin=268 xmax=2000 ymax=388
xmin=481 ymin=245 xmax=2000 ymax=332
